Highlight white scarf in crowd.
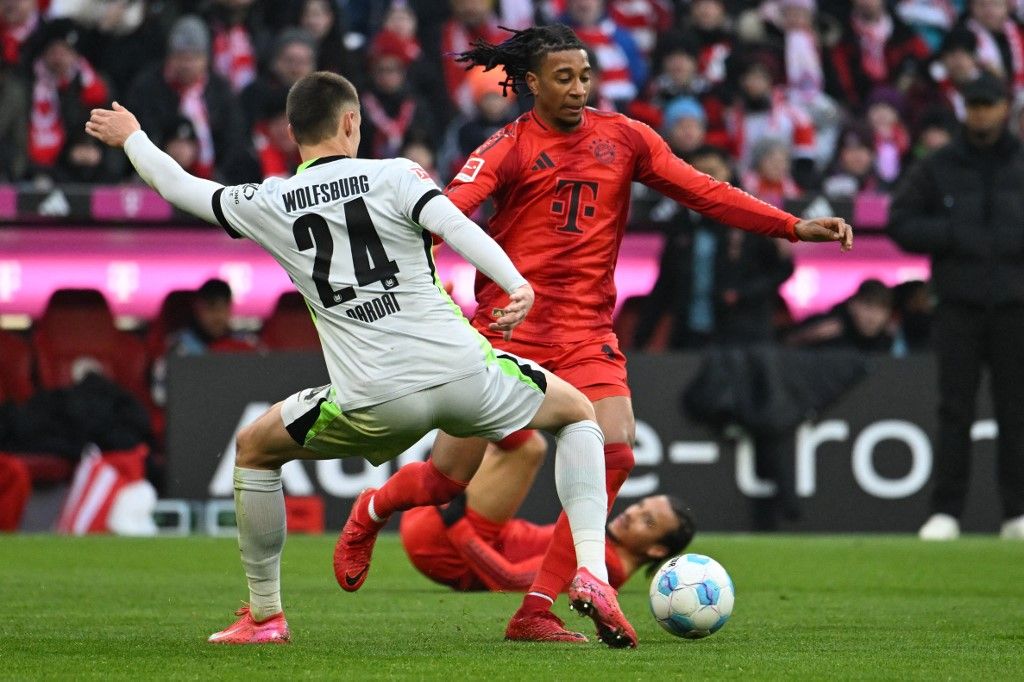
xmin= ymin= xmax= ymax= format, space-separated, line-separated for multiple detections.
xmin=968 ymin=17 xmax=1024 ymax=91
xmin=785 ymin=28 xmax=824 ymax=103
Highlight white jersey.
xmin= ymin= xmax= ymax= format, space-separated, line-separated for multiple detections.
xmin=212 ymin=155 xmax=492 ymax=410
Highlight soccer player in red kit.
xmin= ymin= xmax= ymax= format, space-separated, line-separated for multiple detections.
xmin=399 ymin=433 xmax=696 ymax=593
xmin=335 ymin=24 xmax=853 ymax=647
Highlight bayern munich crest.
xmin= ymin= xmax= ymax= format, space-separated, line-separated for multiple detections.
xmin=590 ymin=138 xmax=617 ymax=164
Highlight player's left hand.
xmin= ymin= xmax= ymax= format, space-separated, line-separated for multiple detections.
xmin=85 ymin=101 xmax=141 ymax=148
xmin=794 ymin=217 xmax=854 ymax=252
xmin=489 ymin=282 xmax=534 ymax=341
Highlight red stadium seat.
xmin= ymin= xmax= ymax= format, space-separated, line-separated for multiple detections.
xmin=145 ymin=289 xmax=196 ymax=359
xmin=0 ymin=330 xmax=34 ymax=404
xmin=33 ymin=289 xmax=149 ymax=404
xmin=260 ymin=291 xmax=320 ymax=351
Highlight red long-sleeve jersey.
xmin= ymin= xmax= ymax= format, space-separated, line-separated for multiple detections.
xmin=445 ymin=108 xmax=799 ymax=343
xmin=446 ymin=515 xmax=627 ymax=592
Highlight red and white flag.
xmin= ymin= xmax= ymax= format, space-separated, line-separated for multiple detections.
xmin=56 ymin=444 xmax=150 ymax=535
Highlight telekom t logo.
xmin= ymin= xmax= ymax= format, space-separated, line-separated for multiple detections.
xmin=551 ymin=179 xmax=598 ymax=234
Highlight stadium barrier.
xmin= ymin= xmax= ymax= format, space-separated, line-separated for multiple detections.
xmin=166 ymin=352 xmax=1003 ymax=533
xmin=0 ymin=183 xmax=887 ymax=229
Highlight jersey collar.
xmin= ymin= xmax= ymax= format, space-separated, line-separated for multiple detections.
xmin=297 ymin=155 xmax=350 ymax=173
xmin=529 ymin=108 xmax=589 ymax=136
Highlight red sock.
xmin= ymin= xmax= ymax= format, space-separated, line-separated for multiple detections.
xmin=517 ymin=443 xmax=636 ymax=612
xmin=370 ymin=459 xmax=468 ymax=520
xmin=604 ymin=443 xmax=635 ymax=506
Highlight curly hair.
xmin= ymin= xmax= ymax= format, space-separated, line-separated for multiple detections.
xmin=454 ymin=24 xmax=586 ymax=96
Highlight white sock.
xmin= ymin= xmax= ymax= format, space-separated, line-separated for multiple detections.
xmin=233 ymin=467 xmax=286 ymax=622
xmin=527 ymin=591 xmax=554 ymax=605
xmin=367 ymin=495 xmax=385 ymax=523
xmin=554 ymin=420 xmax=609 ymax=582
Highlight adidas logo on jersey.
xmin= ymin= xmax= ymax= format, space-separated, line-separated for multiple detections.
xmin=531 ymin=152 xmax=555 ymax=171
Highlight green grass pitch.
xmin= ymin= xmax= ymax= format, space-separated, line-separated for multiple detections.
xmin=2 ymin=534 xmax=1022 ymax=680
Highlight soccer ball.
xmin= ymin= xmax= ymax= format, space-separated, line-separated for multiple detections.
xmin=649 ymin=553 xmax=735 ymax=639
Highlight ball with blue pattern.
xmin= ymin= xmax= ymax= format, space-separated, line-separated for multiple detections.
xmin=649 ymin=553 xmax=735 ymax=639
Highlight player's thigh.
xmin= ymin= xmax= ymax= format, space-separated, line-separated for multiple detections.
xmin=432 ymin=358 xmax=544 ymax=449
xmin=525 ymin=368 xmax=596 ymax=432
xmin=594 ymin=395 xmax=636 ymax=445
xmin=465 ymin=435 xmax=548 ymax=523
xmin=236 ymin=401 xmax=315 ymax=469
xmin=285 ymin=384 xmax=428 ymax=467
xmin=430 ymin=431 xmax=489 ymax=483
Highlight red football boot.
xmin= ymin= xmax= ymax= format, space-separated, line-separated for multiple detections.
xmin=334 ymin=488 xmax=385 ymax=592
xmin=568 ymin=567 xmax=638 ymax=648
xmin=504 ymin=608 xmax=588 ymax=643
xmin=207 ymin=605 xmax=290 ymax=644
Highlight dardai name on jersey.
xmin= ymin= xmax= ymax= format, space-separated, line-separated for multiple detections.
xmin=283 ymin=174 xmax=371 ymax=212
xmin=345 ymin=292 xmax=400 ymax=323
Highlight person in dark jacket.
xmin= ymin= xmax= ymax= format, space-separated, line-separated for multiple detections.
xmin=125 ymin=15 xmax=245 ymax=181
xmin=635 ymin=145 xmax=795 ymax=350
xmin=826 ymin=0 xmax=930 ymax=112
xmin=888 ymin=70 xmax=1024 ymax=541
xmin=785 ymin=278 xmax=898 ymax=354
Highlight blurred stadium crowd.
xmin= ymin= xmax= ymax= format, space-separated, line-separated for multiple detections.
xmin=1 ymin=0 xmax=1019 ymax=198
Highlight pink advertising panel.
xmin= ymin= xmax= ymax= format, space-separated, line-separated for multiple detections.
xmin=0 ymin=229 xmax=927 ymax=323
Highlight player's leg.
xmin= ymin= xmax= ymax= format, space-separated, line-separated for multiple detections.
xmin=594 ymin=396 xmax=638 ymax=503
xmin=481 ymin=360 xmax=632 ymax=646
xmin=520 ymin=370 xmax=609 ymax=583
xmin=335 ymin=425 xmax=488 ymax=590
xmin=524 ymin=395 xmax=636 ymax=595
xmin=210 ymin=399 xmax=308 ymax=644
xmin=370 ymin=432 xmax=487 ymax=523
xmin=465 ymin=432 xmax=548 ymax=525
xmin=509 ymin=335 xmax=638 ymax=647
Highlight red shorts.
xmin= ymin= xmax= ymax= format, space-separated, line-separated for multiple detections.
xmin=484 ymin=331 xmax=630 ymax=403
xmin=483 ymin=331 xmax=630 ymax=450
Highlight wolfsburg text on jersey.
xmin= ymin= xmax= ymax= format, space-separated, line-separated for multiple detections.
xmin=283 ymin=174 xmax=371 ymax=212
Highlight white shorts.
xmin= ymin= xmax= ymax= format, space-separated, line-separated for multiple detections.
xmin=280 ymin=353 xmax=547 ymax=466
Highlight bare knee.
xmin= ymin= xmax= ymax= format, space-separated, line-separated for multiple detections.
xmin=603 ymin=415 xmax=635 ymax=445
xmin=565 ymin=391 xmax=596 ymax=424
xmin=234 ymin=425 xmax=258 ymax=468
xmin=518 ymin=432 xmax=549 ymax=467
xmin=235 ymin=424 xmax=284 ymax=469
xmin=594 ymin=397 xmax=636 ymax=446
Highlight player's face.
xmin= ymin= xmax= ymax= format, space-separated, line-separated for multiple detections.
xmin=964 ymin=99 xmax=1010 ymax=138
xmin=195 ymin=299 xmax=232 ymax=339
xmin=528 ymin=49 xmax=591 ymax=131
xmin=607 ymin=495 xmax=678 ymax=557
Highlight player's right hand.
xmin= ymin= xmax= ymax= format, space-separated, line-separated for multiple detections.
xmin=794 ymin=217 xmax=854 ymax=252
xmin=85 ymin=101 xmax=141 ymax=148
xmin=489 ymin=282 xmax=534 ymax=341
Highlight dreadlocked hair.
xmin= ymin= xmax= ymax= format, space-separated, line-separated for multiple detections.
xmin=454 ymin=23 xmax=586 ymax=97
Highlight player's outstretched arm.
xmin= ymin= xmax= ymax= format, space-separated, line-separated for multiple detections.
xmin=631 ymin=118 xmax=855 ymax=251
xmin=86 ymin=102 xmax=222 ymax=224
xmin=444 ymin=517 xmax=543 ymax=592
xmin=417 ymin=194 xmax=533 ymax=339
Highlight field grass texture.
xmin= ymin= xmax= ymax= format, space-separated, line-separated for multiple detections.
xmin=1 ymin=534 xmax=1022 ymax=680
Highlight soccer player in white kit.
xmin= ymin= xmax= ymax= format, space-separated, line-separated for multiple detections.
xmin=85 ymin=72 xmax=622 ymax=645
